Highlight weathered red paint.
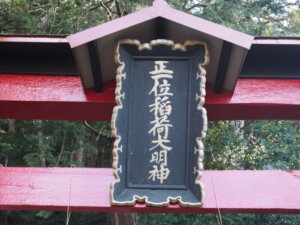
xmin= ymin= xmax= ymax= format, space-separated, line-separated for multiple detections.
xmin=0 ymin=75 xmax=300 ymax=121
xmin=0 ymin=167 xmax=299 ymax=214
xmin=206 ymin=79 xmax=300 ymax=120
xmin=0 ymin=75 xmax=115 ymax=121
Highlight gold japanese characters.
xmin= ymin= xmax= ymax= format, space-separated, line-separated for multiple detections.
xmin=148 ymin=61 xmax=174 ymax=184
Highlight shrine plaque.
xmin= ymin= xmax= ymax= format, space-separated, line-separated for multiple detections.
xmin=111 ymin=39 xmax=209 ymax=206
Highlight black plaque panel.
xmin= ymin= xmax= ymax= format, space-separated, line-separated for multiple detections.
xmin=111 ymin=39 xmax=208 ymax=206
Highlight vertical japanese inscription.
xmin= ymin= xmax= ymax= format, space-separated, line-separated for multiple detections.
xmin=148 ymin=61 xmax=173 ymax=184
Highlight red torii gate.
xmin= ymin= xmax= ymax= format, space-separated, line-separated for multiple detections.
xmin=1 ymin=0 xmax=300 ymax=215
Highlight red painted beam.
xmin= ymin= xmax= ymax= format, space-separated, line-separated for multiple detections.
xmin=0 ymin=35 xmax=68 ymax=43
xmin=0 ymin=75 xmax=300 ymax=121
xmin=0 ymin=75 xmax=115 ymax=121
xmin=0 ymin=167 xmax=299 ymax=214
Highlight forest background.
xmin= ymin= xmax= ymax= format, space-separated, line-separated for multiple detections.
xmin=0 ymin=0 xmax=300 ymax=224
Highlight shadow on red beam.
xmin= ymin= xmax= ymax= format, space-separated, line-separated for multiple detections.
xmin=0 ymin=167 xmax=299 ymax=214
xmin=206 ymin=104 xmax=300 ymax=121
xmin=0 ymin=101 xmax=114 ymax=121
xmin=0 ymin=75 xmax=300 ymax=121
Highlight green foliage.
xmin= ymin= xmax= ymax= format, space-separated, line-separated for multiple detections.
xmin=36 ymin=211 xmax=53 ymax=219
xmin=138 ymin=213 xmax=300 ymax=225
xmin=6 ymin=211 xmax=109 ymax=225
xmin=205 ymin=120 xmax=300 ymax=170
xmin=0 ymin=0 xmax=155 ymax=34
xmin=172 ymin=0 xmax=300 ymax=36
xmin=287 ymin=8 xmax=300 ymax=35
xmin=0 ymin=0 xmax=105 ymax=34
xmin=0 ymin=120 xmax=113 ymax=168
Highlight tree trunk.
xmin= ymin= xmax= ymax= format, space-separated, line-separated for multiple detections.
xmin=0 ymin=211 xmax=7 ymax=225
xmin=75 ymin=139 xmax=84 ymax=166
xmin=7 ymin=119 xmax=15 ymax=134
xmin=230 ymin=120 xmax=245 ymax=140
xmin=37 ymin=120 xmax=46 ymax=167
xmin=111 ymin=213 xmax=138 ymax=225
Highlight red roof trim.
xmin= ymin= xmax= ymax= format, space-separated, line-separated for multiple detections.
xmin=160 ymin=6 xmax=253 ymax=49
xmin=0 ymin=35 xmax=297 ymax=45
xmin=255 ymin=36 xmax=300 ymax=40
xmin=67 ymin=1 xmax=253 ymax=49
xmin=253 ymin=39 xmax=300 ymax=45
xmin=0 ymin=35 xmax=68 ymax=43
xmin=67 ymin=6 xmax=157 ymax=48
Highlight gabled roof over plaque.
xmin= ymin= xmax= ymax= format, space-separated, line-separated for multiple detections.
xmin=67 ymin=0 xmax=254 ymax=93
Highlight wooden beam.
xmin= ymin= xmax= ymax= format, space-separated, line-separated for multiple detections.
xmin=0 ymin=167 xmax=299 ymax=214
xmin=0 ymin=75 xmax=300 ymax=121
xmin=87 ymin=41 xmax=103 ymax=92
xmin=155 ymin=17 xmax=165 ymax=39
xmin=214 ymin=41 xmax=233 ymax=93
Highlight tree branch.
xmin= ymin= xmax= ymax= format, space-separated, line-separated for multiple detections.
xmin=186 ymin=3 xmax=207 ymax=12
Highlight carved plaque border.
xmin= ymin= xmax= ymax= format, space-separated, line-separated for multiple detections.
xmin=111 ymin=39 xmax=209 ymax=207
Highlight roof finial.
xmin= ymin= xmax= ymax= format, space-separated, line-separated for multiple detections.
xmin=153 ymin=0 xmax=169 ymax=7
